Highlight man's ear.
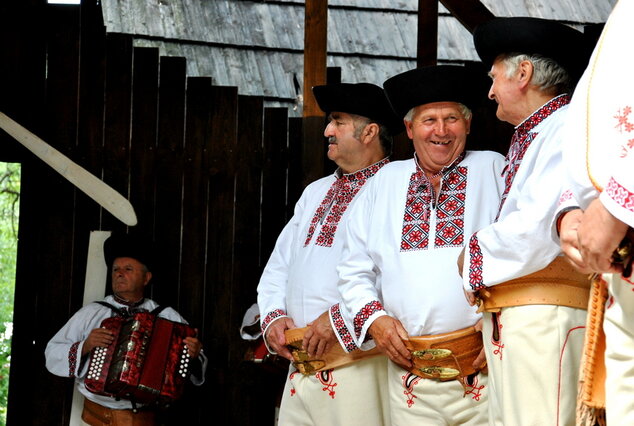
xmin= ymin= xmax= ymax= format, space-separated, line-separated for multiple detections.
xmin=362 ymin=123 xmax=379 ymax=144
xmin=143 ymin=271 xmax=153 ymax=287
xmin=517 ymin=60 xmax=534 ymax=89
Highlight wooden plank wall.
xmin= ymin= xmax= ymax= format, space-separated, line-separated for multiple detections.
xmin=4 ymin=2 xmax=304 ymax=425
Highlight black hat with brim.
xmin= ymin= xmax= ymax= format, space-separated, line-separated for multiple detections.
xmin=473 ymin=17 xmax=589 ymax=79
xmin=104 ymin=233 xmax=153 ymax=272
xmin=312 ymin=83 xmax=404 ymax=135
xmin=383 ymin=66 xmax=478 ymax=119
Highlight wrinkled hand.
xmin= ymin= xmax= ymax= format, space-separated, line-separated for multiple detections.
xmin=472 ymin=319 xmax=487 ymax=373
xmin=82 ymin=328 xmax=115 ymax=356
xmin=368 ymin=316 xmax=411 ymax=369
xmin=303 ymin=311 xmax=336 ymax=358
xmin=577 ymin=199 xmax=629 ymax=273
xmin=264 ymin=317 xmax=296 ymax=361
xmin=184 ymin=331 xmax=203 ymax=358
xmin=559 ymin=209 xmax=592 ymax=273
xmin=464 ymin=288 xmax=476 ymax=306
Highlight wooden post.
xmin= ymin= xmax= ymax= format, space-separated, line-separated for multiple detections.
xmin=417 ymin=0 xmax=438 ymax=68
xmin=302 ymin=0 xmax=328 ymax=187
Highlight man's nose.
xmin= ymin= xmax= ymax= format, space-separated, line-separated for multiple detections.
xmin=487 ymin=84 xmax=495 ymax=100
xmin=324 ymin=122 xmax=335 ymax=138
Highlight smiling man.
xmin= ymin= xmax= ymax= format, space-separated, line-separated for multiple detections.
xmin=257 ymin=82 xmax=402 ymax=425
xmin=334 ymin=66 xmax=504 ymax=424
xmin=458 ymin=17 xmax=594 ymax=425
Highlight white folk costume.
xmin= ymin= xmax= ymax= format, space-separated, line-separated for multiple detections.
xmin=336 ymin=152 xmax=505 ymax=424
xmin=559 ymin=1 xmax=634 ymax=423
xmin=45 ymin=295 xmax=207 ymax=410
xmin=462 ymin=96 xmax=587 ymax=426
xmin=257 ymin=159 xmax=391 ymax=426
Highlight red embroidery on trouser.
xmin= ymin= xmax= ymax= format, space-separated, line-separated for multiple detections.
xmin=464 ymin=374 xmax=485 ymax=401
xmin=491 ymin=312 xmax=504 ymax=360
xmin=316 ymin=370 xmax=337 ymax=399
xmin=401 ymin=372 xmax=422 ymax=408
xmin=289 ymin=371 xmax=297 ymax=396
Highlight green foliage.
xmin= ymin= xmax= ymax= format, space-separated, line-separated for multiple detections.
xmin=0 ymin=163 xmax=19 ymax=426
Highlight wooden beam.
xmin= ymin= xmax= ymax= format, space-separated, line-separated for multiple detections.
xmin=303 ymin=0 xmax=327 ymax=117
xmin=417 ymin=0 xmax=438 ymax=67
xmin=440 ymin=0 xmax=495 ymax=34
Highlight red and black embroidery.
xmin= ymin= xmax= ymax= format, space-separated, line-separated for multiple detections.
xmin=353 ymin=300 xmax=385 ymax=340
xmin=305 ymin=158 xmax=389 ymax=248
xmin=69 ymin=341 xmax=80 ymax=377
xmin=402 ymin=371 xmax=422 ymax=407
xmin=330 ymin=303 xmax=358 ymax=352
xmin=401 ymin=170 xmax=431 ymax=251
xmin=289 ymin=371 xmax=298 ymax=396
xmin=498 ymin=94 xmax=570 ymax=214
xmin=316 ymin=369 xmax=337 ymax=399
xmin=468 ymin=234 xmax=485 ymax=291
xmin=435 ymin=166 xmax=467 ymax=248
xmin=605 ymin=176 xmax=634 ymax=213
xmin=260 ymin=309 xmax=286 ymax=334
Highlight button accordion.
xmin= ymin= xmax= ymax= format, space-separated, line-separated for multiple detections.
xmin=84 ymin=310 xmax=196 ymax=405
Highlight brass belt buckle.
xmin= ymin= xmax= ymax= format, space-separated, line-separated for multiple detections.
xmin=290 ymin=349 xmax=325 ymax=375
xmin=417 ymin=366 xmax=460 ymax=380
xmin=411 ymin=348 xmax=451 ymax=360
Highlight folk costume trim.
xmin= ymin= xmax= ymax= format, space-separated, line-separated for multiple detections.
xmin=353 ymin=300 xmax=385 ymax=340
xmin=498 ymin=94 xmax=571 ymax=214
xmin=68 ymin=341 xmax=80 ymax=377
xmin=330 ymin=303 xmax=358 ymax=352
xmin=304 ymin=158 xmax=389 ymax=248
xmin=402 ymin=372 xmax=423 ymax=408
xmin=605 ymin=176 xmax=634 ymax=213
xmin=467 ymin=234 xmax=486 ymax=291
xmin=401 ymin=153 xmax=466 ymax=251
xmin=260 ymin=309 xmax=286 ymax=334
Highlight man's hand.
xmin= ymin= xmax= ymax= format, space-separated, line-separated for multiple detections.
xmin=82 ymin=328 xmax=115 ymax=356
xmin=577 ymin=199 xmax=629 ymax=273
xmin=559 ymin=208 xmax=592 ymax=273
xmin=472 ymin=319 xmax=487 ymax=373
xmin=303 ymin=311 xmax=336 ymax=358
xmin=264 ymin=317 xmax=296 ymax=361
xmin=368 ymin=316 xmax=412 ymax=369
xmin=184 ymin=332 xmax=203 ymax=358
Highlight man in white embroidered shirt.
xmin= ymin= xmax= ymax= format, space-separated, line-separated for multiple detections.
xmin=257 ymin=82 xmax=402 ymax=425
xmin=457 ymin=17 xmax=594 ymax=426
xmin=335 ymin=66 xmax=505 ymax=424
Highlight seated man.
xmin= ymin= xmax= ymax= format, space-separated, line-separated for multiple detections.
xmin=45 ymin=234 xmax=207 ymax=425
xmin=335 ymin=66 xmax=505 ymax=424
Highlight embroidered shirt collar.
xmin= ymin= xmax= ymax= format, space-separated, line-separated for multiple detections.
xmin=334 ymin=157 xmax=390 ymax=181
xmin=413 ymin=151 xmax=465 ymax=179
xmin=514 ymin=93 xmax=571 ymax=136
xmin=113 ymin=294 xmax=145 ymax=308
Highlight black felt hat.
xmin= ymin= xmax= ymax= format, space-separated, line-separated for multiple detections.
xmin=312 ymin=83 xmax=404 ymax=135
xmin=383 ymin=66 xmax=479 ymax=119
xmin=473 ymin=17 xmax=589 ymax=80
xmin=104 ymin=233 xmax=154 ymax=271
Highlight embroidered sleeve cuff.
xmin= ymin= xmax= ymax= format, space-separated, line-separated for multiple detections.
xmin=601 ymin=176 xmax=634 ymax=227
xmin=467 ymin=233 xmax=487 ymax=291
xmin=260 ymin=309 xmax=287 ymax=354
xmin=329 ymin=303 xmax=359 ymax=353
xmin=353 ymin=300 xmax=386 ymax=345
xmin=68 ymin=342 xmax=81 ymax=377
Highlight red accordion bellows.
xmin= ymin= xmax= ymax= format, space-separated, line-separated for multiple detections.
xmin=85 ymin=312 xmax=196 ymax=404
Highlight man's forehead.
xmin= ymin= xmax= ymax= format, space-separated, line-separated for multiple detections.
xmin=113 ymin=257 xmax=142 ymax=266
xmin=415 ymin=102 xmax=463 ymax=115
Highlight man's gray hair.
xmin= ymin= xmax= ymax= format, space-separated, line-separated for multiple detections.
xmin=403 ymin=103 xmax=472 ymax=122
xmin=500 ymin=53 xmax=571 ymax=95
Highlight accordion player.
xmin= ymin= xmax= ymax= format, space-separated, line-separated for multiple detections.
xmin=84 ymin=305 xmax=196 ymax=407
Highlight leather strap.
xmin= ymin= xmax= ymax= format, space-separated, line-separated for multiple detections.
xmin=81 ymin=399 xmax=155 ymax=426
xmin=284 ymin=327 xmax=382 ymax=375
xmin=476 ymin=257 xmax=591 ymax=313
xmin=404 ymin=326 xmax=484 ymax=382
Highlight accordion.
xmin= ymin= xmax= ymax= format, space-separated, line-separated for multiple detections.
xmin=84 ymin=311 xmax=196 ymax=405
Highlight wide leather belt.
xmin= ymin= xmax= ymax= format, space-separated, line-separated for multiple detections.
xmin=284 ymin=327 xmax=382 ymax=375
xmin=404 ymin=326 xmax=483 ymax=382
xmin=476 ymin=257 xmax=591 ymax=313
